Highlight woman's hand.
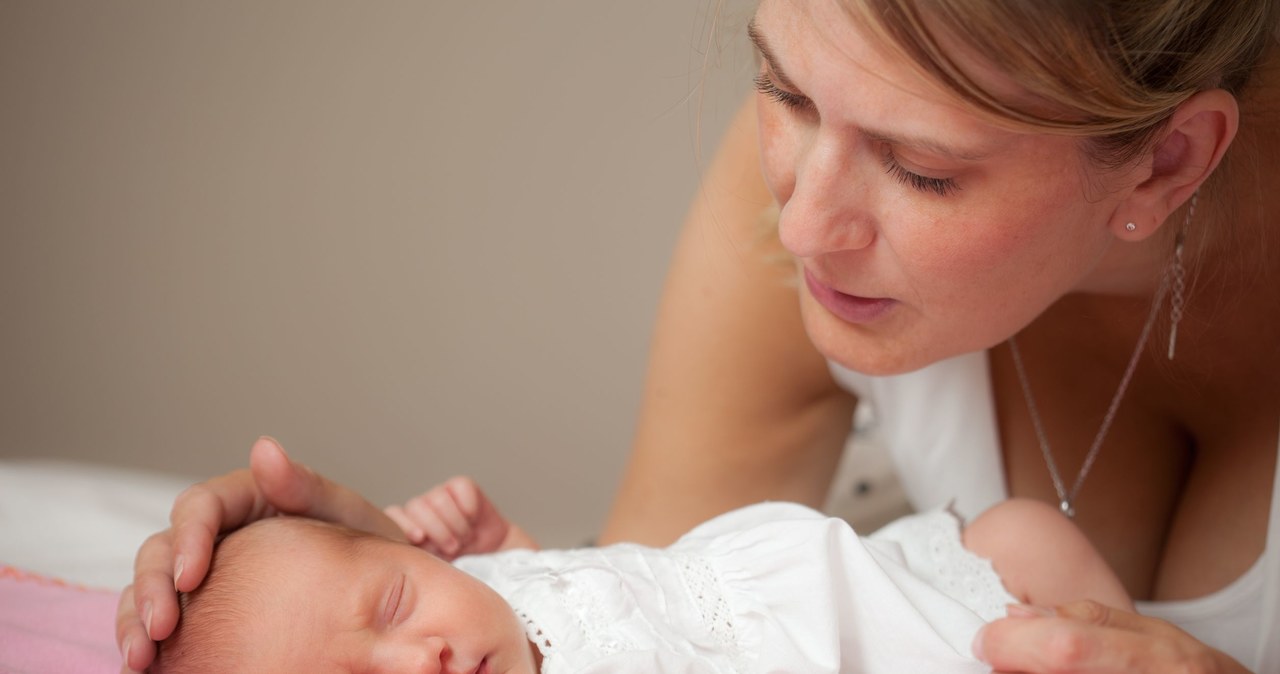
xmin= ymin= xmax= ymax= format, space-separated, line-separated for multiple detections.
xmin=384 ymin=475 xmax=538 ymax=560
xmin=975 ymin=601 xmax=1252 ymax=673
xmin=115 ymin=436 xmax=404 ymax=673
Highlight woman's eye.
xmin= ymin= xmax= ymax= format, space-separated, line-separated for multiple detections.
xmin=753 ymin=71 xmax=813 ymax=112
xmin=383 ymin=575 xmax=405 ymax=626
xmin=881 ymin=151 xmax=960 ymax=197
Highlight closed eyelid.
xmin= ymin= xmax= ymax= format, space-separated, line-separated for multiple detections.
xmin=377 ymin=574 xmax=406 ymax=629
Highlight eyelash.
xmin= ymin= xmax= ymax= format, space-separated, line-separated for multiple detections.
xmin=881 ymin=151 xmax=960 ymax=197
xmin=752 ymin=72 xmax=812 ymax=112
xmin=753 ymin=71 xmax=960 ymax=198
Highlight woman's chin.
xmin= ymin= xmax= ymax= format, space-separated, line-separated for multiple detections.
xmin=801 ymin=304 xmax=958 ymax=377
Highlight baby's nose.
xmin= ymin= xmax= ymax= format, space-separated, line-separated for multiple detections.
xmin=420 ymin=636 xmax=451 ymax=673
xmin=371 ymin=635 xmax=450 ymax=673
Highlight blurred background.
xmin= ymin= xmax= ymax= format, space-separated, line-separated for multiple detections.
xmin=0 ymin=0 xmax=761 ymax=546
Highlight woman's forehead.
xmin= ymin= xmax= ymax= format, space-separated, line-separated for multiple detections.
xmin=753 ymin=0 xmax=1028 ymax=155
xmin=755 ymin=0 xmax=1076 ymax=134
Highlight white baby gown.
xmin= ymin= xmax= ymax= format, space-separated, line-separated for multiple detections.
xmin=454 ymin=503 xmax=1015 ymax=674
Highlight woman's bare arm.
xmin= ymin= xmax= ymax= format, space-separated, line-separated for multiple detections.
xmin=600 ymin=97 xmax=857 ymax=546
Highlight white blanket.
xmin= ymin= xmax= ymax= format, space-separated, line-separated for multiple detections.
xmin=0 ymin=458 xmax=192 ymax=589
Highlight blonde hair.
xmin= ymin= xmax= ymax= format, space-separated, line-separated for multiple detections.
xmin=842 ymin=0 xmax=1279 ymax=168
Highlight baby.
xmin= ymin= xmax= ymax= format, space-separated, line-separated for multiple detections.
xmin=152 ymin=479 xmax=1131 ymax=674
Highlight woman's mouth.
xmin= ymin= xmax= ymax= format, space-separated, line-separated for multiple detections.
xmin=803 ymin=268 xmax=897 ymax=325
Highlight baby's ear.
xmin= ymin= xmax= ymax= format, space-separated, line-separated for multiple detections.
xmin=1116 ymin=89 xmax=1237 ymax=239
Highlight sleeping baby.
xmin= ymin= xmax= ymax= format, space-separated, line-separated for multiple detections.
xmin=151 ymin=478 xmax=1132 ymax=673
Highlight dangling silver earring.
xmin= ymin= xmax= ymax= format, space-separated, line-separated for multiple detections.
xmin=1167 ymin=192 xmax=1197 ymax=360
xmin=1125 ymin=222 xmax=1137 ymax=232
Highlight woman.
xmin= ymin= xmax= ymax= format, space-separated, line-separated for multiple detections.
xmin=118 ymin=1 xmax=1280 ymax=672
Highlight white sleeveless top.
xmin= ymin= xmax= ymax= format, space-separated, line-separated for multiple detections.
xmin=829 ymin=351 xmax=1280 ymax=672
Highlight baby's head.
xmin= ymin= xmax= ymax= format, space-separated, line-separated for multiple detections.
xmin=152 ymin=516 xmax=539 ymax=673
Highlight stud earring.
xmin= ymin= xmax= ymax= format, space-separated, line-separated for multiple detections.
xmin=1125 ymin=222 xmax=1137 ymax=232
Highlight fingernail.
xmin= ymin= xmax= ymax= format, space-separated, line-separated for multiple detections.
xmin=970 ymin=624 xmax=986 ymax=661
xmin=123 ymin=635 xmax=134 ymax=668
xmin=173 ymin=555 xmax=185 ymax=590
xmin=144 ymin=601 xmax=154 ymax=638
xmin=1005 ymin=603 xmax=1055 ymax=619
xmin=259 ymin=435 xmax=285 ymax=454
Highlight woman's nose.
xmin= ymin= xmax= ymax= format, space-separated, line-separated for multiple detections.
xmin=777 ymin=133 xmax=876 ymax=259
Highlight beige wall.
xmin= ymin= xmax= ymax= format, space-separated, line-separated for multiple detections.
xmin=0 ymin=1 xmax=757 ymax=545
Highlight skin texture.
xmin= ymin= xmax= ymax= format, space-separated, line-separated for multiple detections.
xmin=962 ymin=499 xmax=1132 ymax=612
xmin=118 ymin=437 xmax=410 ymax=672
xmin=751 ymin=0 xmax=1209 ymax=376
xmin=605 ymin=1 xmax=1265 ymax=672
xmin=199 ymin=519 xmax=540 ymax=674
xmin=118 ymin=2 xmax=1277 ymax=672
xmin=384 ymin=476 xmax=538 ymax=561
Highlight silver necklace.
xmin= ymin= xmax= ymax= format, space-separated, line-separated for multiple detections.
xmin=1007 ymin=277 xmax=1169 ymax=518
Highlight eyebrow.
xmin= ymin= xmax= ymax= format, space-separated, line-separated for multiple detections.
xmin=747 ymin=18 xmax=802 ymax=92
xmin=746 ymin=16 xmax=997 ymax=162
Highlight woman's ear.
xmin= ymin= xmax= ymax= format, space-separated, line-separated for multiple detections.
xmin=1114 ymin=89 xmax=1239 ymax=240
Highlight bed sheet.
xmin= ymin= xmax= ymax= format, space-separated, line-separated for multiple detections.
xmin=0 ymin=458 xmax=193 ymax=673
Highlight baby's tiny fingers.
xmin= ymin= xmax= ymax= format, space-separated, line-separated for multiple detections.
xmin=443 ymin=476 xmax=484 ymax=517
xmin=425 ymin=487 xmax=474 ymax=541
xmin=405 ymin=496 xmax=461 ymax=555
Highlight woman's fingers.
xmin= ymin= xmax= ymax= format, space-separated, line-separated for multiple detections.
xmin=128 ymin=530 xmax=186 ymax=642
xmin=383 ymin=504 xmax=425 ymax=543
xmin=167 ymin=468 xmax=267 ymax=592
xmin=1053 ymin=600 xmax=1178 ymax=638
xmin=979 ymin=616 xmax=1133 ymax=673
xmin=119 ymin=436 xmax=404 ymax=671
xmin=977 ymin=602 xmax=1232 ymax=674
xmin=115 ymin=584 xmax=153 ymax=673
xmin=249 ymin=436 xmax=405 ymax=540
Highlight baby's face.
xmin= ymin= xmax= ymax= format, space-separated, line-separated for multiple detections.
xmin=235 ymin=522 xmax=539 ymax=673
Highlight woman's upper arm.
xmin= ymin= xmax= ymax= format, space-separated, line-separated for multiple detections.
xmin=600 ymin=97 xmax=857 ymax=546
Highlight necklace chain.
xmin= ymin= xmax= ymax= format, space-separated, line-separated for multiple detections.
xmin=1008 ymin=275 xmax=1169 ymax=518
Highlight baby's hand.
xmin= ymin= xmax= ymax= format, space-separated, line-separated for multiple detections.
xmin=384 ymin=476 xmax=536 ymax=559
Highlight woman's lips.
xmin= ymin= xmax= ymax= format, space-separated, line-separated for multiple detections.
xmin=803 ymin=268 xmax=897 ymax=325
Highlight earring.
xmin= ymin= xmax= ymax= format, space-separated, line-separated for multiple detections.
xmin=1167 ymin=192 xmax=1197 ymax=360
xmin=1125 ymin=222 xmax=1137 ymax=232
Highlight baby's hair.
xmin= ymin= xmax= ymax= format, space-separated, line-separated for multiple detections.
xmin=150 ymin=517 xmax=372 ymax=674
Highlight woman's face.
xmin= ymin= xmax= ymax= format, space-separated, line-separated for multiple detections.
xmin=752 ymin=0 xmax=1130 ymax=374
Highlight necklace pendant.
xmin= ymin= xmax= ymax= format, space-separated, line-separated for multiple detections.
xmin=1059 ymin=500 xmax=1076 ymax=519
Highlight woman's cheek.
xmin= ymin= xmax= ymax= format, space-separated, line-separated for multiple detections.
xmin=894 ymin=208 xmax=1024 ymax=297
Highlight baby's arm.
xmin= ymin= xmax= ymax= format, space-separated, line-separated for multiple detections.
xmin=384 ymin=476 xmax=539 ymax=560
xmin=962 ymin=499 xmax=1133 ymax=612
